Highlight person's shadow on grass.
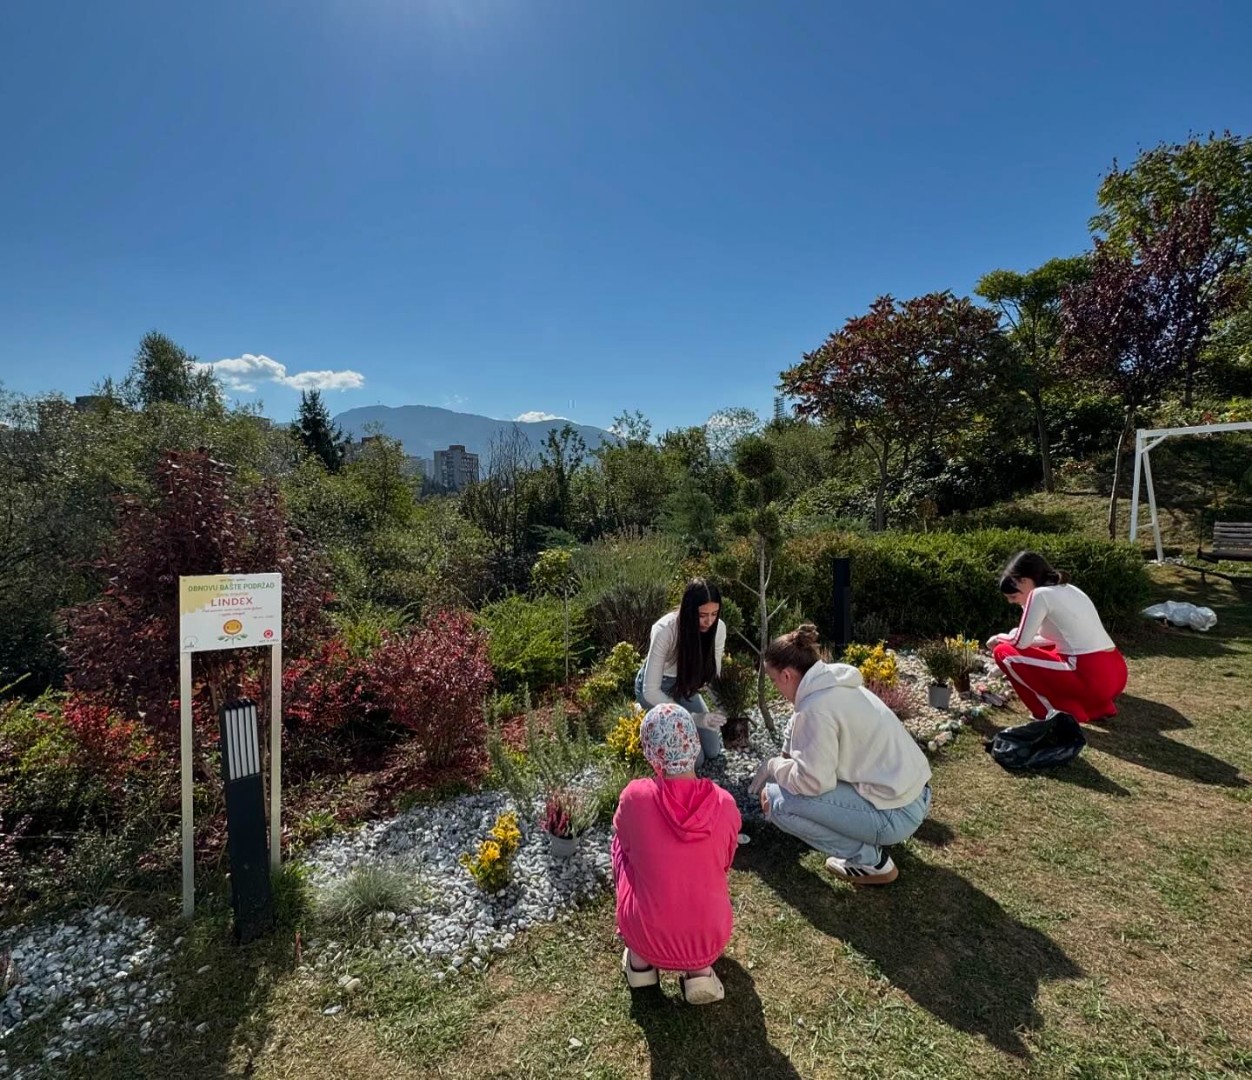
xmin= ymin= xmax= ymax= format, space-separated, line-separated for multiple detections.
xmin=1085 ymin=694 xmax=1249 ymax=789
xmin=741 ymin=842 xmax=1083 ymax=1058
xmin=628 ymin=956 xmax=801 ymax=1079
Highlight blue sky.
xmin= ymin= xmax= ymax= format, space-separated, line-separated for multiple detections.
xmin=1 ymin=1 xmax=1249 ymax=433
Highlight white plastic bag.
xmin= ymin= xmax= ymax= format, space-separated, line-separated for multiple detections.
xmin=1142 ymin=601 xmax=1218 ymax=632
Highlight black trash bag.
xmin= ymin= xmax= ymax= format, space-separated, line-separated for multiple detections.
xmin=984 ymin=711 xmax=1086 ymax=771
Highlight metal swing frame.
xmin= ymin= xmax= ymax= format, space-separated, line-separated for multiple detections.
xmin=1129 ymin=420 xmax=1252 ymax=563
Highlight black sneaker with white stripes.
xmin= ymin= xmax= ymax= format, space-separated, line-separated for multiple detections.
xmin=824 ymin=853 xmax=899 ymax=886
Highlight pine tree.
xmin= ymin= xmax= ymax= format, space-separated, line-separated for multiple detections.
xmin=291 ymin=389 xmax=346 ymax=472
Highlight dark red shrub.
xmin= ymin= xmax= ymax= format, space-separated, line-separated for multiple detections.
xmin=283 ymin=637 xmax=372 ymax=734
xmin=61 ymin=450 xmax=333 ymax=732
xmin=367 ymin=610 xmax=493 ymax=769
xmin=60 ymin=694 xmax=158 ymax=792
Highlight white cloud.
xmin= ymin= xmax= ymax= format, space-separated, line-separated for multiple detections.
xmin=514 ymin=411 xmax=567 ymax=423
xmin=284 ymin=369 xmax=365 ymax=391
xmin=198 ymin=354 xmax=365 ymax=393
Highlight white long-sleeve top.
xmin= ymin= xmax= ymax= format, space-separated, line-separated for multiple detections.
xmin=763 ymin=662 xmax=931 ymax=809
xmin=997 ymin=584 xmax=1116 ymax=655
xmin=638 ymin=611 xmax=726 ymax=707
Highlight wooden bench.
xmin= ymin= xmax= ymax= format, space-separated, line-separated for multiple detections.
xmin=1197 ymin=521 xmax=1252 ymax=564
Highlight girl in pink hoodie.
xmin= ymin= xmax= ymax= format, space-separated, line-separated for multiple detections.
xmin=612 ymin=703 xmax=742 ymax=1005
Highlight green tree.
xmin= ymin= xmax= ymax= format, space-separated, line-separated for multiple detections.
xmin=594 ymin=411 xmax=679 ymax=531
xmin=122 ymin=331 xmax=221 ymax=411
xmin=976 ymin=257 xmax=1091 ymax=491
xmin=727 ymin=435 xmax=789 ymax=734
xmin=1092 ymin=132 xmax=1252 ymax=257
xmin=291 ymin=389 xmax=346 ymax=472
xmin=537 ymin=424 xmax=588 ymax=534
xmin=658 ymin=481 xmax=719 ymax=554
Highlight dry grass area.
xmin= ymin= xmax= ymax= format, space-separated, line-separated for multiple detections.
xmin=12 ymin=568 xmax=1251 ymax=1080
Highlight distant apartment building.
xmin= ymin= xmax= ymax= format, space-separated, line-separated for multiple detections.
xmin=403 ymin=455 xmax=433 ymax=480
xmin=434 ymin=444 xmax=480 ymax=491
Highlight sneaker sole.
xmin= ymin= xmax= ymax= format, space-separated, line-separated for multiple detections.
xmin=825 ymin=863 xmax=899 ymax=887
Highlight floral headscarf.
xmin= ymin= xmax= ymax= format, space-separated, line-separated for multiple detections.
xmin=641 ymin=703 xmax=701 ymax=777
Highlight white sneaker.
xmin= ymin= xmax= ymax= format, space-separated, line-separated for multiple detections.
xmin=825 ymin=853 xmax=899 ymax=886
xmin=680 ymin=971 xmax=725 ymax=1005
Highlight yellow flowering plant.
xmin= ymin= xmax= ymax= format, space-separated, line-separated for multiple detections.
xmin=461 ymin=811 xmax=522 ymax=892
xmin=605 ymin=702 xmax=646 ymax=768
xmin=842 ymin=642 xmax=899 ymax=688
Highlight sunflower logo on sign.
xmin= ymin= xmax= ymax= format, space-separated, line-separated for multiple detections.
xmin=219 ymin=617 xmax=247 ymax=644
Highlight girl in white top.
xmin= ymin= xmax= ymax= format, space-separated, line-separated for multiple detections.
xmin=635 ymin=578 xmax=728 ymax=763
xmin=747 ymin=624 xmax=932 ymax=886
xmin=987 ymin=550 xmax=1128 ymax=724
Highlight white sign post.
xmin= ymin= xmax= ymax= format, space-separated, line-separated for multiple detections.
xmin=178 ymin=573 xmax=283 ymax=919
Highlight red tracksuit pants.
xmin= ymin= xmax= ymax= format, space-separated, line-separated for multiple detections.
xmin=992 ymin=643 xmax=1127 ymax=724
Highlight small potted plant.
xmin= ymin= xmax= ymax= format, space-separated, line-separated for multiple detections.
xmin=918 ymin=640 xmax=958 ymax=710
xmin=710 ymin=652 xmax=756 ymax=750
xmin=946 ymin=634 xmax=982 ymax=695
xmin=542 ymin=788 xmax=589 ymax=858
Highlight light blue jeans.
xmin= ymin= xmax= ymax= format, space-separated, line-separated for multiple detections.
xmin=764 ymin=781 xmax=932 ymax=866
xmin=634 ymin=669 xmax=724 ymax=765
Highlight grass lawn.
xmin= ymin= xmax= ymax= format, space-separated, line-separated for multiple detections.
xmin=7 ymin=566 xmax=1251 ymax=1079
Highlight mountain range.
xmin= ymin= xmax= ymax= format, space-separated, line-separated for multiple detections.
xmin=333 ymin=404 xmax=618 ymax=461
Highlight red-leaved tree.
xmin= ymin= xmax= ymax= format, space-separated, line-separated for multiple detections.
xmin=1061 ymin=191 xmax=1247 ymax=538
xmin=779 ymin=293 xmax=1003 ymax=530
xmin=61 ymin=450 xmax=333 ymax=732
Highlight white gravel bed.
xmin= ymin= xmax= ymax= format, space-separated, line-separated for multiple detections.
xmin=300 ymin=790 xmax=614 ymax=983
xmin=0 ymin=906 xmax=174 ymax=1078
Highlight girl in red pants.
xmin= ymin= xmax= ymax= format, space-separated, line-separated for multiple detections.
xmin=986 ymin=551 xmax=1128 ymax=724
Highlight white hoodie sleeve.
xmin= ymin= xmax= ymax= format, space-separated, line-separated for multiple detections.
xmin=766 ymin=709 xmax=839 ymax=797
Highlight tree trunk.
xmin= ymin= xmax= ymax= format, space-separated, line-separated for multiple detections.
xmin=756 ymin=539 xmax=776 ymax=734
xmin=874 ymin=454 xmax=889 ymax=533
xmin=1031 ymin=389 xmax=1054 ymax=493
xmin=1107 ymin=408 xmax=1135 ymax=541
xmin=562 ymin=590 xmax=570 ymax=684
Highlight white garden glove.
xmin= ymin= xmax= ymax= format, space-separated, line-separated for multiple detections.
xmin=985 ymin=633 xmax=1009 ymax=650
xmin=747 ymin=759 xmax=773 ymax=797
xmin=698 ymin=711 xmax=728 ymax=731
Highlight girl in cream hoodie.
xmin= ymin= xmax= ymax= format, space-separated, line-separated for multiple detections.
xmin=748 ymin=624 xmax=932 ymax=885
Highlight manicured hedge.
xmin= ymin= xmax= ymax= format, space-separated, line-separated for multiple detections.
xmin=716 ymin=529 xmax=1149 ymax=642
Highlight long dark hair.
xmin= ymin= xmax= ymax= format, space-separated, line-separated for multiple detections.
xmin=1000 ymin=550 xmax=1069 ymax=594
xmin=672 ymin=578 xmax=722 ymax=699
